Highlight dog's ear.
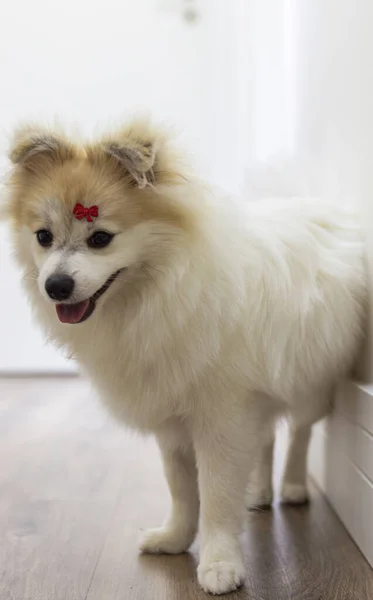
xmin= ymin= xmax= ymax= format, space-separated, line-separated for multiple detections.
xmin=102 ymin=140 xmax=157 ymax=189
xmin=9 ymin=126 xmax=74 ymax=171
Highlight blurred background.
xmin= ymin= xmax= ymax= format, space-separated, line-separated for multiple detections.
xmin=1 ymin=0 xmax=373 ymax=589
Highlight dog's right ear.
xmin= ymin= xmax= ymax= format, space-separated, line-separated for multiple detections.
xmin=9 ymin=126 xmax=74 ymax=171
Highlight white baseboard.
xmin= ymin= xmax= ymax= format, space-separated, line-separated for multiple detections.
xmin=309 ymin=381 xmax=373 ymax=566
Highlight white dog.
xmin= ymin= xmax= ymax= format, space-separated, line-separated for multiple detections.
xmin=3 ymin=119 xmax=367 ymax=595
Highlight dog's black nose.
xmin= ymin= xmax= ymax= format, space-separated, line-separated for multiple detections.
xmin=45 ymin=274 xmax=75 ymax=301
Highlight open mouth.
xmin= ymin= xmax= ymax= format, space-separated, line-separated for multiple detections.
xmin=56 ymin=270 xmax=121 ymax=324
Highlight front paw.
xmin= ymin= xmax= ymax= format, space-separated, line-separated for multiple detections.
xmin=197 ymin=559 xmax=245 ymax=595
xmin=139 ymin=526 xmax=192 ymax=555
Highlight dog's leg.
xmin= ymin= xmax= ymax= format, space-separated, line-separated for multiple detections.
xmin=245 ymin=437 xmax=275 ymax=510
xmin=139 ymin=429 xmax=199 ymax=554
xmin=280 ymin=423 xmax=311 ymax=504
xmin=280 ymin=393 xmax=331 ymax=504
xmin=194 ymin=405 xmax=261 ymax=595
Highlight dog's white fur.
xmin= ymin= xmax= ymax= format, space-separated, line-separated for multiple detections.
xmin=5 ymin=122 xmax=367 ymax=595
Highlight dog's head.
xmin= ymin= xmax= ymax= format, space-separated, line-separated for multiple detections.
xmin=4 ymin=120 xmax=197 ymax=325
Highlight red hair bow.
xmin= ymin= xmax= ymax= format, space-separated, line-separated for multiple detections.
xmin=73 ymin=203 xmax=99 ymax=222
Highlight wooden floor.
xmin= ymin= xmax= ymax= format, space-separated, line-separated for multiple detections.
xmin=0 ymin=378 xmax=372 ymax=600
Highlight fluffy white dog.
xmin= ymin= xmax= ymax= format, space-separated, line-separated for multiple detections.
xmin=4 ymin=119 xmax=367 ymax=594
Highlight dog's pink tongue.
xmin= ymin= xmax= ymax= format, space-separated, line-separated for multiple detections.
xmin=56 ymin=301 xmax=89 ymax=324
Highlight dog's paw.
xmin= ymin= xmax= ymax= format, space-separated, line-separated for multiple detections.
xmin=245 ymin=486 xmax=273 ymax=511
xmin=139 ymin=526 xmax=191 ymax=555
xmin=197 ymin=559 xmax=245 ymax=595
xmin=280 ymin=483 xmax=309 ymax=505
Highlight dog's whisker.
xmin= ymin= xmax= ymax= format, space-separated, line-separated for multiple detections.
xmin=147 ymin=265 xmax=167 ymax=277
xmin=141 ymin=265 xmax=159 ymax=290
xmin=22 ymin=268 xmax=39 ymax=282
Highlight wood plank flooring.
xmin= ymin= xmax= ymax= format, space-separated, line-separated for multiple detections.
xmin=0 ymin=377 xmax=372 ymax=600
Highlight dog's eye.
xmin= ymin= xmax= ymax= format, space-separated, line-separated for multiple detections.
xmin=87 ymin=231 xmax=114 ymax=249
xmin=36 ymin=229 xmax=53 ymax=248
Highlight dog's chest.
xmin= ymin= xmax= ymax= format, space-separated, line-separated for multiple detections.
xmin=77 ymin=333 xmax=192 ymax=431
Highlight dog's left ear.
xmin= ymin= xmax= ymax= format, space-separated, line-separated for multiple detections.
xmin=103 ymin=140 xmax=157 ymax=189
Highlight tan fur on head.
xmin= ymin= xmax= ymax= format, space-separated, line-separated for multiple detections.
xmin=9 ymin=118 xmax=186 ymax=186
xmin=5 ymin=118 xmax=195 ymax=231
